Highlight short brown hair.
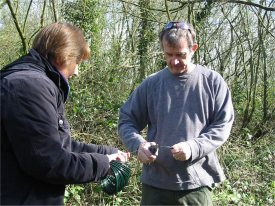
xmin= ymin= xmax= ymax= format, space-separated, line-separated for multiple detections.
xmin=32 ymin=22 xmax=90 ymax=65
xmin=159 ymin=21 xmax=196 ymax=49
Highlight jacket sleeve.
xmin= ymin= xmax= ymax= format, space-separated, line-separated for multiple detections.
xmin=71 ymin=140 xmax=118 ymax=154
xmin=186 ymin=74 xmax=234 ymax=162
xmin=3 ymin=75 xmax=111 ymax=184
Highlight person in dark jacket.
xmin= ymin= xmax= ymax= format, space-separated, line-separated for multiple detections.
xmin=0 ymin=22 xmax=129 ymax=205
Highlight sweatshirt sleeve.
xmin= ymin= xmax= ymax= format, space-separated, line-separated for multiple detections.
xmin=187 ymin=74 xmax=234 ymax=162
xmin=3 ymin=76 xmax=111 ymax=184
xmin=118 ymin=82 xmax=149 ymax=153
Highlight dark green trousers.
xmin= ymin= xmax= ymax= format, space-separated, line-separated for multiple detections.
xmin=141 ymin=184 xmax=213 ymax=206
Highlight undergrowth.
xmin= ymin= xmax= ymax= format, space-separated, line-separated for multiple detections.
xmin=65 ymin=81 xmax=274 ymax=205
xmin=64 ymin=128 xmax=274 ymax=205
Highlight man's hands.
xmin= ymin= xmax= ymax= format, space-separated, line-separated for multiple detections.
xmin=171 ymin=142 xmax=191 ymax=161
xmin=136 ymin=141 xmax=191 ymax=164
xmin=137 ymin=142 xmax=158 ymax=164
xmin=107 ymin=150 xmax=130 ymax=163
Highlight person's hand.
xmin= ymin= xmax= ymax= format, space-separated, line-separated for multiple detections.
xmin=171 ymin=142 xmax=191 ymax=161
xmin=107 ymin=150 xmax=130 ymax=163
xmin=137 ymin=142 xmax=157 ymax=164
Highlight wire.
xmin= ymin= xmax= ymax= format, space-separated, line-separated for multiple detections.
xmin=100 ymin=144 xmax=172 ymax=195
xmin=100 ymin=160 xmax=131 ymax=195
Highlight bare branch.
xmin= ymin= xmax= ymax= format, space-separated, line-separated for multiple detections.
xmin=40 ymin=0 xmax=47 ymax=27
xmin=23 ymin=0 xmax=33 ymax=33
xmin=224 ymin=0 xmax=275 ymax=11
xmin=168 ymin=0 xmax=275 ymax=11
xmin=51 ymin=0 xmax=57 ymax=22
xmin=165 ymin=0 xmax=172 ymax=20
xmin=6 ymin=0 xmax=27 ymax=54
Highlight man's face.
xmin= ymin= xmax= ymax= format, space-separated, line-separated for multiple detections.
xmin=162 ymin=38 xmax=197 ymax=75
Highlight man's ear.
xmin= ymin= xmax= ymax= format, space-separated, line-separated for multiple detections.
xmin=191 ymin=43 xmax=198 ymax=52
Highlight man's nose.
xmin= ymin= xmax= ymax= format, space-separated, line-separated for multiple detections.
xmin=171 ymin=58 xmax=180 ymax=66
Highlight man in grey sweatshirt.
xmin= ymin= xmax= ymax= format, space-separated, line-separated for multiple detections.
xmin=118 ymin=20 xmax=234 ymax=205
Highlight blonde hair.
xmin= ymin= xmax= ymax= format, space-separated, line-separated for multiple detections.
xmin=32 ymin=22 xmax=90 ymax=65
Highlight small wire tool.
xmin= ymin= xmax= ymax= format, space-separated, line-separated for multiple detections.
xmin=148 ymin=144 xmax=173 ymax=155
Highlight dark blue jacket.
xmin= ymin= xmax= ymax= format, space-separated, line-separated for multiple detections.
xmin=0 ymin=49 xmax=117 ymax=205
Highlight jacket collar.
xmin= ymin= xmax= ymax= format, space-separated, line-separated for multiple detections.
xmin=29 ymin=49 xmax=70 ymax=102
xmin=1 ymin=49 xmax=70 ymax=102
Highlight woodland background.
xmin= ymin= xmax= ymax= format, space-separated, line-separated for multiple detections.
xmin=0 ymin=0 xmax=274 ymax=205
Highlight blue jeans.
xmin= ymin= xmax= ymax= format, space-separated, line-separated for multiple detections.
xmin=141 ymin=184 xmax=213 ymax=206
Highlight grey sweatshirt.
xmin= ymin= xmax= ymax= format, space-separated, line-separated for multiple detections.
xmin=118 ymin=65 xmax=234 ymax=190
